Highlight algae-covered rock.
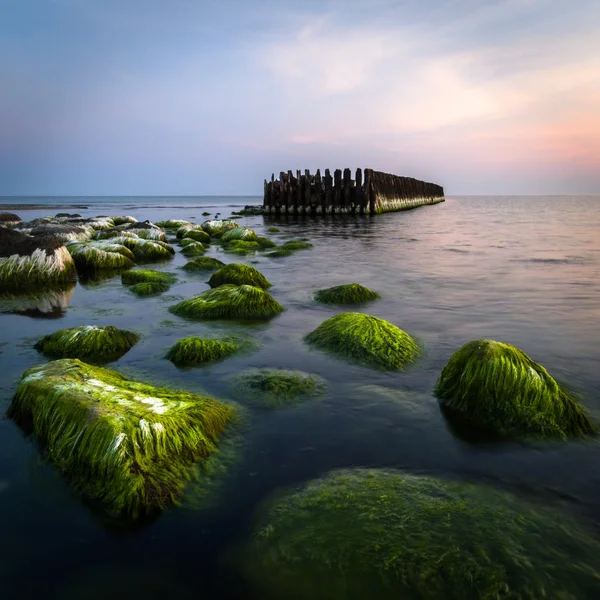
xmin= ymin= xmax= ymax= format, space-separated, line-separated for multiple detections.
xmin=265 ymin=248 xmax=293 ymax=258
xmin=233 ymin=368 xmax=326 ymax=409
xmin=182 ymin=257 xmax=225 ymax=272
xmin=129 ymin=282 xmax=171 ymax=296
xmin=202 ymin=212 xmax=211 ymax=216
xmin=119 ymin=222 xmax=167 ymax=242
xmin=111 ymin=215 xmax=138 ymax=226
xmin=67 ymin=241 xmax=135 ymax=271
xmin=92 ymin=229 xmax=139 ymax=241
xmin=208 ymin=263 xmax=271 ymax=289
xmin=220 ymin=227 xmax=258 ymax=244
xmin=30 ymin=223 xmax=93 ymax=242
xmin=178 ymin=237 xmax=197 ymax=248
xmin=315 ymin=283 xmax=380 ymax=304
xmin=435 ymin=339 xmax=597 ymax=440
xmin=305 ymin=312 xmax=419 ymax=370
xmin=121 ymin=269 xmax=176 ymax=286
xmin=35 ymin=325 xmax=139 ymax=363
xmin=235 ymin=468 xmax=600 ymax=600
xmin=166 ymin=336 xmax=240 ymax=367
xmin=0 ymin=212 xmax=22 ymax=226
xmin=223 ymin=240 xmax=261 ymax=255
xmin=182 ymin=229 xmax=211 ymax=244
xmin=155 ymin=219 xmax=191 ymax=229
xmin=0 ymin=227 xmax=77 ymax=288
xmin=282 ymin=240 xmax=313 ymax=250
xmin=170 ymin=284 xmax=283 ymax=320
xmin=181 ymin=242 xmax=206 ymax=257
xmin=266 ymin=227 xmax=280 ymax=233
xmin=8 ymin=359 xmax=235 ymax=518
xmin=176 ymin=223 xmax=200 ymax=239
xmin=256 ymin=236 xmax=276 ymax=249
xmin=120 ymin=237 xmax=175 ymax=261
xmin=201 ymin=219 xmax=239 ymax=236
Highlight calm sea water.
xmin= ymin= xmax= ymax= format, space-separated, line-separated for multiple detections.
xmin=1 ymin=195 xmax=599 ymax=599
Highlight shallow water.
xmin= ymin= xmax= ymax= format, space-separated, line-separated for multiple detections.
xmin=1 ymin=195 xmax=600 ymax=599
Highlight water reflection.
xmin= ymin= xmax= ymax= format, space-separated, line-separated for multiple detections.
xmin=0 ymin=283 xmax=76 ymax=318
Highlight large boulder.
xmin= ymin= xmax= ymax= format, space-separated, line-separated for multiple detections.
xmin=314 ymin=283 xmax=380 ymax=304
xmin=435 ymin=339 xmax=597 ymax=440
xmin=0 ymin=227 xmax=77 ymax=288
xmin=233 ymin=468 xmax=600 ymax=599
xmin=8 ymin=359 xmax=235 ymax=518
xmin=30 ymin=223 xmax=93 ymax=242
xmin=208 ymin=263 xmax=271 ymax=289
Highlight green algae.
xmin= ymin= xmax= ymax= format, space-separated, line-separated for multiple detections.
xmin=315 ymin=283 xmax=380 ymax=304
xmin=201 ymin=219 xmax=240 ymax=236
xmin=169 ymin=284 xmax=283 ymax=320
xmin=68 ymin=242 xmax=135 ymax=271
xmin=182 ymin=229 xmax=211 ymax=244
xmin=125 ymin=227 xmax=167 ymax=242
xmin=129 ymin=282 xmax=171 ymax=296
xmin=265 ymin=248 xmax=293 ymax=258
xmin=220 ymin=227 xmax=258 ymax=244
xmin=0 ymin=246 xmax=77 ymax=288
xmin=202 ymin=212 xmax=211 ymax=216
xmin=223 ymin=240 xmax=261 ymax=255
xmin=181 ymin=242 xmax=206 ymax=256
xmin=235 ymin=468 xmax=600 ymax=600
xmin=155 ymin=219 xmax=191 ymax=229
xmin=166 ymin=336 xmax=240 ymax=367
xmin=256 ymin=236 xmax=276 ymax=249
xmin=181 ymin=257 xmax=225 ymax=272
xmin=8 ymin=359 xmax=235 ymax=518
xmin=233 ymin=368 xmax=326 ymax=409
xmin=178 ymin=237 xmax=197 ymax=247
xmin=434 ymin=339 xmax=597 ymax=440
xmin=121 ymin=269 xmax=177 ymax=285
xmin=266 ymin=227 xmax=280 ymax=233
xmin=34 ymin=325 xmax=139 ymax=363
xmin=208 ymin=263 xmax=271 ymax=289
xmin=282 ymin=240 xmax=313 ymax=250
xmin=305 ymin=312 xmax=419 ymax=370
xmin=111 ymin=216 xmax=138 ymax=226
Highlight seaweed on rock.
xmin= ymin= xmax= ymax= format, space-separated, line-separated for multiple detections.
xmin=166 ymin=336 xmax=240 ymax=367
xmin=305 ymin=312 xmax=419 ymax=370
xmin=130 ymin=282 xmax=171 ymax=296
xmin=35 ymin=325 xmax=139 ymax=363
xmin=256 ymin=236 xmax=276 ymax=249
xmin=30 ymin=223 xmax=93 ymax=242
xmin=182 ymin=257 xmax=225 ymax=272
xmin=121 ymin=269 xmax=177 ymax=285
xmin=201 ymin=219 xmax=240 ymax=236
xmin=220 ymin=227 xmax=258 ymax=244
xmin=155 ymin=219 xmax=191 ymax=229
xmin=170 ymin=284 xmax=283 ymax=320
xmin=223 ymin=240 xmax=261 ymax=255
xmin=265 ymin=248 xmax=293 ymax=258
xmin=266 ymin=227 xmax=280 ymax=233
xmin=8 ymin=359 xmax=235 ymax=518
xmin=181 ymin=242 xmax=206 ymax=257
xmin=233 ymin=368 xmax=326 ymax=409
xmin=68 ymin=241 xmax=135 ymax=271
xmin=182 ymin=229 xmax=211 ymax=244
xmin=179 ymin=237 xmax=197 ymax=248
xmin=208 ymin=263 xmax=271 ymax=289
xmin=282 ymin=240 xmax=313 ymax=250
xmin=434 ymin=339 xmax=597 ymax=440
xmin=176 ymin=223 xmax=201 ymax=239
xmin=0 ymin=227 xmax=77 ymax=288
xmin=315 ymin=283 xmax=380 ymax=304
xmin=235 ymin=468 xmax=600 ymax=600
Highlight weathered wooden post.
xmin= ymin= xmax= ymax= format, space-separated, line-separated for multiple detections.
xmin=314 ymin=169 xmax=323 ymax=215
xmin=304 ymin=169 xmax=311 ymax=214
xmin=333 ymin=169 xmax=342 ymax=213
xmin=355 ymin=168 xmax=364 ymax=214
xmin=324 ymin=169 xmax=333 ymax=213
xmin=364 ymin=168 xmax=374 ymax=215
xmin=288 ymin=169 xmax=297 ymax=214
xmin=343 ymin=168 xmax=352 ymax=213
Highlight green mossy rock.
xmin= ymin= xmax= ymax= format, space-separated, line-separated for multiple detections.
xmin=256 ymin=236 xmax=276 ymax=248
xmin=121 ymin=269 xmax=176 ymax=285
xmin=435 ymin=339 xmax=597 ymax=440
xmin=120 ymin=237 xmax=175 ymax=261
xmin=178 ymin=237 xmax=196 ymax=248
xmin=170 ymin=284 xmax=283 ymax=320
xmin=315 ymin=283 xmax=380 ymax=304
xmin=266 ymin=227 xmax=280 ymax=233
xmin=0 ymin=228 xmax=77 ymax=288
xmin=111 ymin=216 xmax=138 ymax=226
xmin=208 ymin=263 xmax=271 ymax=289
xmin=176 ymin=223 xmax=200 ymax=239
xmin=201 ymin=219 xmax=240 ymax=236
xmin=34 ymin=325 xmax=139 ymax=363
xmin=234 ymin=368 xmax=326 ymax=409
xmin=236 ymin=468 xmax=600 ymax=600
xmin=182 ymin=257 xmax=226 ymax=272
xmin=155 ymin=219 xmax=191 ymax=229
xmin=129 ymin=282 xmax=171 ymax=296
xmin=182 ymin=229 xmax=211 ymax=244
xmin=8 ymin=359 xmax=235 ymax=518
xmin=181 ymin=242 xmax=206 ymax=256
xmin=282 ymin=240 xmax=313 ymax=250
xmin=220 ymin=227 xmax=258 ymax=244
xmin=68 ymin=241 xmax=135 ymax=271
xmin=124 ymin=227 xmax=167 ymax=242
xmin=305 ymin=312 xmax=419 ymax=370
xmin=166 ymin=336 xmax=240 ymax=367
xmin=202 ymin=212 xmax=211 ymax=216
xmin=265 ymin=248 xmax=293 ymax=258
xmin=223 ymin=240 xmax=261 ymax=255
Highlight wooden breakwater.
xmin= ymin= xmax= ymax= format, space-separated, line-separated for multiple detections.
xmin=263 ymin=168 xmax=444 ymax=215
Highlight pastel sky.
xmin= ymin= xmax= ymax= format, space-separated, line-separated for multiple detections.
xmin=1 ymin=0 xmax=599 ymax=196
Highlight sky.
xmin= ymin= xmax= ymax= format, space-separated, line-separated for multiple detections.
xmin=1 ymin=0 xmax=599 ymax=196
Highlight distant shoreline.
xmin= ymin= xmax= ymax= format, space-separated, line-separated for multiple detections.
xmin=0 ymin=204 xmax=90 ymax=210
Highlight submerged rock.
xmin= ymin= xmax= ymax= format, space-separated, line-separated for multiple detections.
xmin=0 ymin=227 xmax=77 ymax=288
xmin=266 ymin=227 xmax=280 ymax=233
xmin=281 ymin=240 xmax=313 ymax=250
xmin=166 ymin=336 xmax=240 ymax=367
xmin=233 ymin=368 xmax=326 ymax=409
xmin=208 ymin=263 xmax=271 ymax=289
xmin=235 ymin=468 xmax=600 ymax=600
xmin=220 ymin=227 xmax=258 ymax=244
xmin=435 ymin=339 xmax=597 ymax=440
xmin=8 ymin=359 xmax=235 ymax=518
xmin=223 ymin=240 xmax=261 ymax=255
xmin=256 ymin=236 xmax=276 ymax=248
xmin=170 ymin=284 xmax=283 ymax=320
xmin=180 ymin=242 xmax=206 ymax=256
xmin=182 ymin=257 xmax=225 ymax=272
xmin=121 ymin=269 xmax=176 ymax=285
xmin=129 ymin=282 xmax=171 ymax=296
xmin=314 ymin=283 xmax=380 ymax=304
xmin=305 ymin=312 xmax=419 ymax=370
xmin=35 ymin=325 xmax=139 ymax=363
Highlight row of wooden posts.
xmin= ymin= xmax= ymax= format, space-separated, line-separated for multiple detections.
xmin=263 ymin=168 xmax=445 ymax=215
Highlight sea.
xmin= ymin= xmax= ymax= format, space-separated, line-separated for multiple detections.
xmin=1 ymin=195 xmax=599 ymax=599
